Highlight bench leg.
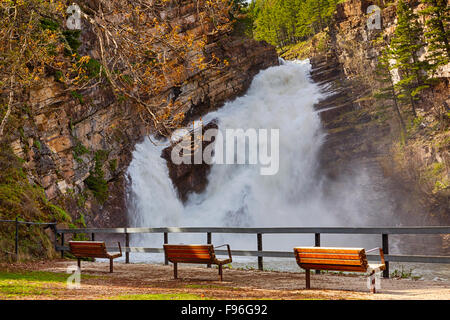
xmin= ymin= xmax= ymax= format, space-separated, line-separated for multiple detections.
xmin=173 ymin=263 xmax=178 ymax=279
xmin=77 ymin=258 xmax=81 ymax=269
xmin=218 ymin=265 xmax=223 ymax=281
xmin=305 ymin=269 xmax=310 ymax=289
xmin=372 ymin=277 xmax=376 ymax=293
xmin=109 ymin=258 xmax=113 ymax=273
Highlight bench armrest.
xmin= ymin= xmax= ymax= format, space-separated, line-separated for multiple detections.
xmin=214 ymin=244 xmax=232 ymax=261
xmin=118 ymin=242 xmax=122 ymax=256
xmin=366 ymin=247 xmax=385 ymax=266
xmin=379 ymin=247 xmax=385 ymax=266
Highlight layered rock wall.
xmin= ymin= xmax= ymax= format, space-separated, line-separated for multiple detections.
xmin=10 ymin=1 xmax=278 ymax=227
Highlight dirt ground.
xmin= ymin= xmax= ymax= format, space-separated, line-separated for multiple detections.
xmin=2 ymin=260 xmax=450 ymax=300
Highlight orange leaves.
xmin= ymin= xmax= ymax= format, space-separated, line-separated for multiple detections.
xmin=91 ymin=0 xmax=233 ymax=134
xmin=0 ymin=0 xmax=234 ymax=136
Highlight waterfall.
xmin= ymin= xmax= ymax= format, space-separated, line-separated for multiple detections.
xmin=126 ymin=60 xmax=394 ymax=263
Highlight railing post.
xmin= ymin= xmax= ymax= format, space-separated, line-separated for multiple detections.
xmin=52 ymin=224 xmax=58 ymax=252
xmin=125 ymin=232 xmax=130 ymax=264
xmin=257 ymin=233 xmax=263 ymax=271
xmin=14 ymin=217 xmax=19 ymax=259
xmin=207 ymin=232 xmax=212 ymax=268
xmin=382 ymin=234 xmax=389 ymax=278
xmin=315 ymin=233 xmax=321 ymax=274
xmin=60 ymin=232 xmax=64 ymax=259
xmin=91 ymin=232 xmax=97 ymax=262
xmin=164 ymin=232 xmax=168 ymax=265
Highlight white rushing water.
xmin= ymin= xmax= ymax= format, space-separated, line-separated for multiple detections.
xmin=125 ymin=60 xmax=395 ymax=263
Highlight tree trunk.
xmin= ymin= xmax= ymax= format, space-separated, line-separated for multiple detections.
xmin=0 ymin=89 xmax=13 ymax=138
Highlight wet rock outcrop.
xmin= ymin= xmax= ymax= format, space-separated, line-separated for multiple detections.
xmin=161 ymin=121 xmax=218 ymax=202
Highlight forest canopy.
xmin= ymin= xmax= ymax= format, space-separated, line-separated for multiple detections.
xmin=247 ymin=0 xmax=343 ymax=48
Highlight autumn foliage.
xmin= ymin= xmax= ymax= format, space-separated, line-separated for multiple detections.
xmin=0 ymin=0 xmax=235 ymax=137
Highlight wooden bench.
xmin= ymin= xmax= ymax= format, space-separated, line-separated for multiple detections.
xmin=163 ymin=244 xmax=232 ymax=281
xmin=69 ymin=241 xmax=122 ymax=273
xmin=293 ymin=247 xmax=386 ymax=293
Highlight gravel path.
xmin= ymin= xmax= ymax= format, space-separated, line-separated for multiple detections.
xmin=2 ymin=260 xmax=449 ymax=300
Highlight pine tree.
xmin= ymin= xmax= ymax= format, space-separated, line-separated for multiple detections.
xmin=374 ymin=44 xmax=406 ymax=133
xmin=420 ymin=0 xmax=450 ymax=75
xmin=251 ymin=0 xmax=340 ymax=47
xmin=390 ymin=0 xmax=430 ymax=117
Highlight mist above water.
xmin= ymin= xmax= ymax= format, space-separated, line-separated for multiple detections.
xmin=126 ymin=60 xmax=396 ymax=258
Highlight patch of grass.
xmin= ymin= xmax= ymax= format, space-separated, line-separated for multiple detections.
xmin=0 ymin=144 xmax=74 ymax=260
xmin=0 ymin=270 xmax=67 ymax=298
xmin=109 ymin=159 xmax=118 ymax=173
xmin=72 ymin=140 xmax=89 ymax=163
xmin=62 ymin=30 xmax=82 ymax=54
xmin=48 ymin=204 xmax=71 ymax=223
xmin=279 ymin=32 xmax=328 ymax=60
xmin=33 ymin=140 xmax=41 ymax=151
xmin=0 ymin=270 xmax=70 ymax=282
xmin=70 ymin=91 xmax=84 ymax=104
xmin=0 ymin=280 xmax=53 ymax=297
xmin=109 ymin=293 xmax=210 ymax=300
xmin=390 ymin=266 xmax=415 ymax=279
xmin=80 ymin=57 xmax=103 ymax=79
xmin=0 ymin=270 xmax=102 ymax=298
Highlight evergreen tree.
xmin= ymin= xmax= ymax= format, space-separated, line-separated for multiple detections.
xmin=420 ymin=0 xmax=450 ymax=75
xmin=390 ymin=0 xmax=430 ymax=117
xmin=374 ymin=44 xmax=406 ymax=133
xmin=251 ymin=0 xmax=340 ymax=47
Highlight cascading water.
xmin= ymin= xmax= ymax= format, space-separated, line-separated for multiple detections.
xmin=126 ymin=60 xmax=394 ymax=266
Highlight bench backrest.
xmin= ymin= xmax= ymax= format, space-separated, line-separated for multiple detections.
xmin=294 ymin=247 xmax=368 ymax=272
xmin=164 ymin=244 xmax=215 ymax=264
xmin=69 ymin=241 xmax=108 ymax=258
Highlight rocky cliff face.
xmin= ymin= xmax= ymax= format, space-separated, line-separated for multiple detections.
xmin=310 ymin=0 xmax=449 ymax=251
xmin=10 ymin=2 xmax=278 ymax=227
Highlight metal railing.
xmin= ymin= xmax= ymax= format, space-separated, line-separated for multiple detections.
xmin=0 ymin=218 xmax=56 ymax=257
xmin=54 ymin=226 xmax=450 ymax=278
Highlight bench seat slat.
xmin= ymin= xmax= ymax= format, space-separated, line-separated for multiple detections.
xmin=72 ymin=253 xmax=110 ymax=258
xmin=69 ymin=241 xmax=105 ymax=245
xmin=70 ymin=246 xmax=106 ymax=251
xmin=294 ymin=247 xmax=363 ymax=254
xmin=69 ymin=247 xmax=106 ymax=252
xmin=300 ymin=264 xmax=367 ymax=272
xmin=165 ymin=249 xmax=212 ymax=255
xmin=167 ymin=254 xmax=213 ymax=260
xmin=297 ymin=253 xmax=363 ymax=260
xmin=298 ymin=258 xmax=366 ymax=266
xmin=70 ymin=250 xmax=108 ymax=255
xmin=169 ymin=258 xmax=213 ymax=263
xmin=164 ymin=245 xmax=213 ymax=249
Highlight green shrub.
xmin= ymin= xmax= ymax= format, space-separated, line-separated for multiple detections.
xmin=0 ymin=144 xmax=73 ymax=260
xmin=84 ymin=150 xmax=110 ymax=203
